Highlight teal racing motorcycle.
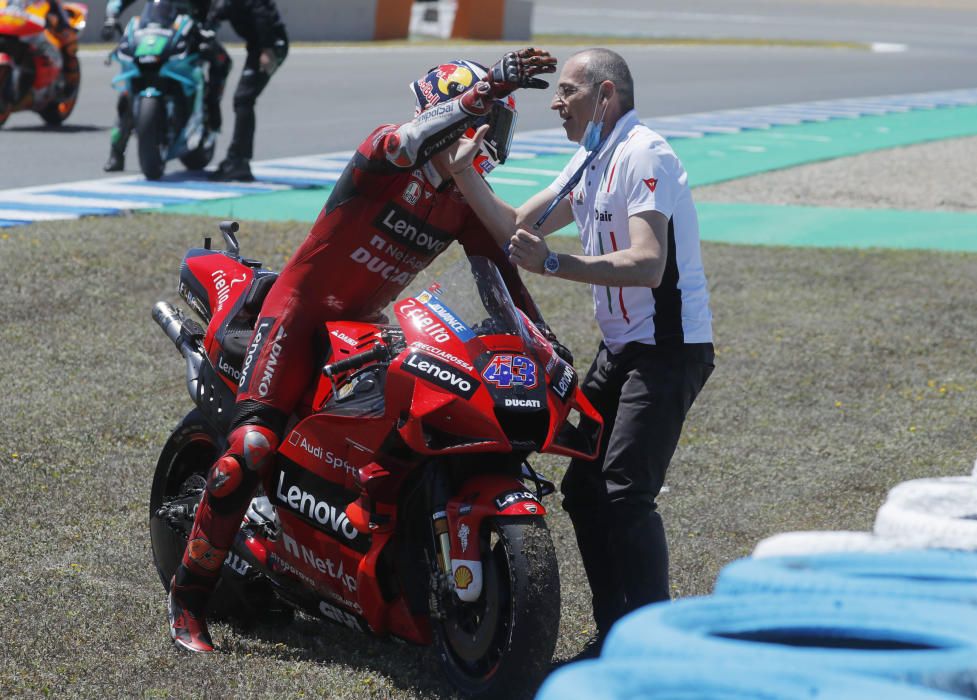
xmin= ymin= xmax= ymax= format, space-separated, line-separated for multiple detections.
xmin=109 ymin=0 xmax=216 ymax=180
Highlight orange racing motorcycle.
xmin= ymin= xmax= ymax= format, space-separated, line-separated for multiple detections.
xmin=150 ymin=222 xmax=603 ymax=697
xmin=0 ymin=0 xmax=86 ymax=127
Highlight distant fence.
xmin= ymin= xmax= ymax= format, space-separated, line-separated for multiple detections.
xmin=79 ymin=0 xmax=532 ymax=43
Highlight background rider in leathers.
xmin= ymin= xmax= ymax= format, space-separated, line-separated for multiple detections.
xmin=100 ymin=0 xmax=231 ymax=172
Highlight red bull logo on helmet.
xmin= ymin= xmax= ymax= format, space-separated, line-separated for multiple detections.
xmin=413 ymin=59 xmax=487 ymax=112
xmin=436 ymin=63 xmax=475 ymax=94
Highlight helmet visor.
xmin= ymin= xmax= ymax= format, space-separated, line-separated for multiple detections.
xmin=480 ymin=100 xmax=517 ymax=166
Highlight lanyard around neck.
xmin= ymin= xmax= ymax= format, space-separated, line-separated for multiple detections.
xmin=533 ymin=135 xmax=608 ymax=232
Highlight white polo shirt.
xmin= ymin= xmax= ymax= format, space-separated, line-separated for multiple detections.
xmin=549 ymin=110 xmax=713 ymax=352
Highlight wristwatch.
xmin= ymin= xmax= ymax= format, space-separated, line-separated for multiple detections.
xmin=543 ymin=251 xmax=560 ymax=275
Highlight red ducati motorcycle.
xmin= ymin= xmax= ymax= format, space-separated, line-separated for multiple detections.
xmin=150 ymin=222 xmax=603 ymax=697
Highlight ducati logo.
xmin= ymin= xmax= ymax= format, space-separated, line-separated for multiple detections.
xmin=403 ymin=181 xmax=421 ymax=205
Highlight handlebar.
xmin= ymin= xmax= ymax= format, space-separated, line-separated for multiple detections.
xmin=322 ymin=342 xmax=388 ymax=379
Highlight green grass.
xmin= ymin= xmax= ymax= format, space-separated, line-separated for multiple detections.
xmin=1 ymin=213 xmax=975 ymax=698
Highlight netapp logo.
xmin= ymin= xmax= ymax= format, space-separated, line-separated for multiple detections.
xmin=402 ymin=352 xmax=478 ymax=399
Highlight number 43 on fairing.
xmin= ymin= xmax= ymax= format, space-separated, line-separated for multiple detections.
xmin=481 ymin=355 xmax=538 ymax=389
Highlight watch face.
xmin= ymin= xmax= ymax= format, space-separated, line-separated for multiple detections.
xmin=544 ymin=253 xmax=559 ymax=273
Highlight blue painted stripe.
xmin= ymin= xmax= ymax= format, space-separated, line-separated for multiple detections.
xmin=45 ymin=189 xmax=194 ymax=205
xmin=256 ymin=163 xmax=346 ymax=174
xmin=131 ymin=179 xmax=281 ymax=194
xmin=0 ymin=218 xmax=31 ymax=226
xmin=249 ymin=175 xmax=340 ymax=187
xmin=0 ymin=200 xmax=116 ymax=215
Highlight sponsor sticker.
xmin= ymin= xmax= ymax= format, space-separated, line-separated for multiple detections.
xmin=549 ymin=360 xmax=576 ymax=401
xmin=273 ymin=463 xmax=370 ymax=552
xmin=403 ymin=181 xmax=421 ymax=206
xmin=494 ymin=489 xmax=539 ymax=511
xmin=482 ymin=354 xmax=539 ymax=389
xmin=238 ymin=317 xmax=274 ymax=393
xmin=454 ymin=565 xmax=473 ymax=590
xmin=402 ymin=352 xmax=479 ymax=399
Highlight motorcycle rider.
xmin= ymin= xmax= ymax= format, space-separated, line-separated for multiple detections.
xmin=165 ymin=48 xmax=559 ymax=653
xmin=2 ymin=0 xmax=80 ymax=111
xmin=205 ymin=0 xmax=287 ymax=182
xmin=101 ymin=0 xmax=230 ymax=172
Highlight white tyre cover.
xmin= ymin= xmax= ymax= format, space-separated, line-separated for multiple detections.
xmin=874 ymin=477 xmax=977 ymax=550
xmin=752 ymin=531 xmax=905 ymax=559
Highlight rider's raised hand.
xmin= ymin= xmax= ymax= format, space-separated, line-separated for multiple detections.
xmin=487 ymin=48 xmax=558 ymax=96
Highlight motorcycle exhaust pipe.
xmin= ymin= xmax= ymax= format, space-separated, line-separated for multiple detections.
xmin=152 ymin=301 xmax=205 ymax=403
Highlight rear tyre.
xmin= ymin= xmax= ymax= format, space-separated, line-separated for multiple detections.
xmin=179 ymin=130 xmax=215 ymax=171
xmin=435 ymin=517 xmax=560 ymax=699
xmin=39 ymin=90 xmax=77 ymax=126
xmin=149 ymin=410 xmax=274 ymax=623
xmin=136 ymin=95 xmax=167 ymax=180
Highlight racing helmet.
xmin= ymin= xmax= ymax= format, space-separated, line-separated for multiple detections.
xmin=410 ymin=60 xmax=517 ymax=176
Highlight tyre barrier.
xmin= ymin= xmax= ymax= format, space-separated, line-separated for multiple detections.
xmin=752 ymin=530 xmax=906 ymax=558
xmin=536 ymin=659 xmax=959 ymax=700
xmin=874 ymin=477 xmax=977 ymax=550
xmin=601 ymin=592 xmax=977 ymax=697
xmin=713 ymin=550 xmax=977 ymax=605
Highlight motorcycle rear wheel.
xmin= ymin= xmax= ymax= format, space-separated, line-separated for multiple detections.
xmin=435 ymin=516 xmax=560 ymax=699
xmin=149 ymin=410 xmax=274 ymax=623
xmin=179 ymin=132 xmax=215 ymax=171
xmin=136 ymin=95 xmax=167 ymax=180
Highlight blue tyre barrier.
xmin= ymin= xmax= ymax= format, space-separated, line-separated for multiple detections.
xmin=713 ymin=550 xmax=977 ymax=605
xmin=601 ymin=593 xmax=977 ymax=697
xmin=536 ymin=659 xmax=958 ymax=700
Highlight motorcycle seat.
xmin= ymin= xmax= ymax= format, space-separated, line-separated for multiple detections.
xmin=218 ymin=271 xmax=278 ymax=368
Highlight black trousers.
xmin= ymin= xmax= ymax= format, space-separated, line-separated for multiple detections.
xmin=562 ymin=341 xmax=714 ymax=634
xmin=227 ymin=36 xmax=288 ymax=160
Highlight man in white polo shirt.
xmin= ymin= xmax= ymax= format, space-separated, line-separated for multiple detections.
xmin=449 ymin=48 xmax=715 ymax=659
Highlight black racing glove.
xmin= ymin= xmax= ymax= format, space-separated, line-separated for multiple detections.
xmin=460 ymin=48 xmax=557 ymax=116
xmin=101 ymin=16 xmax=120 ymax=41
xmin=487 ymin=47 xmax=558 ymax=97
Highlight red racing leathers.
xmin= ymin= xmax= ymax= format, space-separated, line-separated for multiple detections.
xmin=171 ymin=122 xmax=543 ymax=641
xmin=234 ymin=123 xmax=541 ymax=411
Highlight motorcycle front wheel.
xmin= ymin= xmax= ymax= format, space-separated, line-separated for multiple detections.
xmin=435 ymin=516 xmax=560 ymax=699
xmin=136 ymin=95 xmax=167 ymax=180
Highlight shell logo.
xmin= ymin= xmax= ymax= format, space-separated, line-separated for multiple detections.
xmin=454 ymin=565 xmax=474 ymax=590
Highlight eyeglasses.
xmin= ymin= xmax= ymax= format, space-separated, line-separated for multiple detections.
xmin=553 ymin=82 xmax=601 ymax=101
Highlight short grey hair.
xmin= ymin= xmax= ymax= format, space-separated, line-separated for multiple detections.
xmin=573 ymin=48 xmax=635 ymax=112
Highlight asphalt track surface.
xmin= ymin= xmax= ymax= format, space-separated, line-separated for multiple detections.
xmin=3 ymin=0 xmax=977 ymax=189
